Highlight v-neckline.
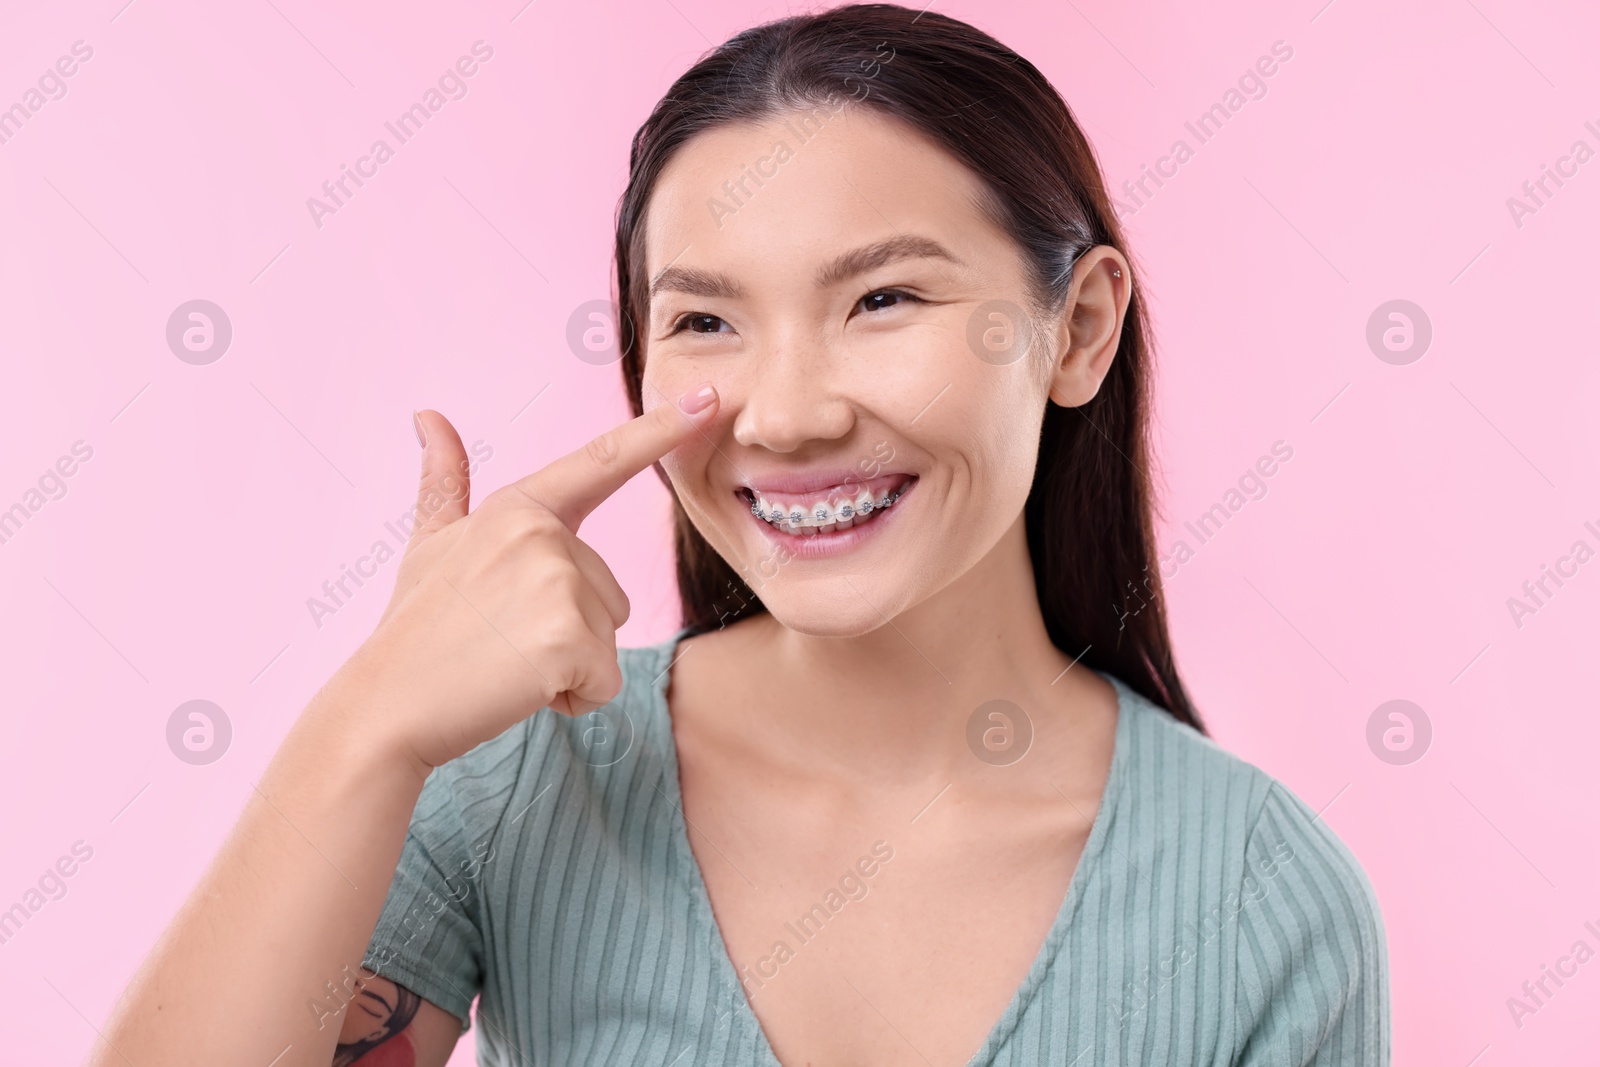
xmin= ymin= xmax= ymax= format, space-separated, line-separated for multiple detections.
xmin=647 ymin=623 xmax=1135 ymax=1066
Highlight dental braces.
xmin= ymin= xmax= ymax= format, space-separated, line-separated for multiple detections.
xmin=748 ymin=486 xmax=906 ymax=528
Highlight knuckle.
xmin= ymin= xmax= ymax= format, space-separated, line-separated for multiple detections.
xmin=515 ymin=507 xmax=567 ymax=544
xmin=593 ymin=663 xmax=625 ymax=705
xmin=477 ymin=494 xmax=558 ymax=542
xmin=539 ymin=608 xmax=594 ymax=660
xmin=584 ymin=430 xmax=622 ymax=471
xmin=482 ymin=481 xmax=542 ymax=517
xmin=547 ymin=564 xmax=588 ymax=602
xmin=478 ymin=484 xmax=515 ymax=515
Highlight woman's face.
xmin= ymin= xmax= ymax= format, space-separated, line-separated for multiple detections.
xmin=641 ymin=107 xmax=1069 ymax=636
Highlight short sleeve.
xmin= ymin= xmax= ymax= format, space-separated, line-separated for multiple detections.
xmin=361 ymin=722 xmax=530 ymax=1032
xmin=1231 ymin=781 xmax=1391 ymax=1066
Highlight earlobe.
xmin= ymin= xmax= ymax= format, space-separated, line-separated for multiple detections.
xmin=1047 ymin=356 xmax=1103 ymax=409
xmin=1049 ymin=340 xmax=1119 ymax=409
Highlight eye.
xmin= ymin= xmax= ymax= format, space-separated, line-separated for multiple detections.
xmin=669 ymin=312 xmax=730 ymax=335
xmin=856 ymin=289 xmax=923 ymax=314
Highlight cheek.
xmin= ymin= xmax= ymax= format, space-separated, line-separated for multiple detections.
xmin=891 ymin=317 xmax=1045 ymax=418
xmin=641 ymin=345 xmax=724 ymax=408
xmin=656 ymin=449 xmax=690 ymax=488
xmin=656 ymin=428 xmax=721 ymax=500
xmin=933 ymin=391 xmax=1044 ymax=511
xmin=641 ymin=344 xmax=686 ymax=412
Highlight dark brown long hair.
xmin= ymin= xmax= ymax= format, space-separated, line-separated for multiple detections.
xmin=612 ymin=3 xmax=1201 ymax=730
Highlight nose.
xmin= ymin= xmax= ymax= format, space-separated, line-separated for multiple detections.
xmin=730 ymin=333 xmax=855 ymax=453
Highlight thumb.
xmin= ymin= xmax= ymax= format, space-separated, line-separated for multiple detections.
xmin=408 ymin=409 xmax=471 ymax=548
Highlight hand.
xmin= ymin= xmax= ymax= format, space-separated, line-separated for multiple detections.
xmin=341 ymin=384 xmax=719 ymax=771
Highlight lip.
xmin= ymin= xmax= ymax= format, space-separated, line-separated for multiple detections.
xmin=736 ymin=475 xmax=917 ymax=561
xmin=738 ymin=467 xmax=915 ymax=496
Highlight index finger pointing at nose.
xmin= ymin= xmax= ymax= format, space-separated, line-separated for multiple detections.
xmin=517 ymin=383 xmax=718 ymax=530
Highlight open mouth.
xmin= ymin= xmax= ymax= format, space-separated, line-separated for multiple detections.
xmin=735 ymin=472 xmax=917 ymax=538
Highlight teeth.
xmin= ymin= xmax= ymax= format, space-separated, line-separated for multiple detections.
xmin=747 ymin=483 xmax=908 ymax=532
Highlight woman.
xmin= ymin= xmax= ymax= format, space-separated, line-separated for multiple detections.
xmin=93 ymin=4 xmax=1388 ymax=1065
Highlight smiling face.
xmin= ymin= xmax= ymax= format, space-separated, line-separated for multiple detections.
xmin=640 ymin=106 xmax=1074 ymax=636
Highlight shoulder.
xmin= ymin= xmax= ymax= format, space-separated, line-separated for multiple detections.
xmin=1110 ymin=676 xmax=1379 ymax=893
xmin=1105 ymin=676 xmax=1390 ymax=1059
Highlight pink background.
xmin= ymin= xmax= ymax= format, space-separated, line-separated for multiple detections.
xmin=3 ymin=0 xmax=1597 ymax=1063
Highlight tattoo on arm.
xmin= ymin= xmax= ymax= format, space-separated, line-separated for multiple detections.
xmin=332 ymin=974 xmax=421 ymax=1066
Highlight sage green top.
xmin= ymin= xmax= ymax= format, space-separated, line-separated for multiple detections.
xmin=363 ymin=626 xmax=1390 ymax=1064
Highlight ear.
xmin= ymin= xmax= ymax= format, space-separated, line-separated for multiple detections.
xmin=1045 ymin=246 xmax=1132 ymax=408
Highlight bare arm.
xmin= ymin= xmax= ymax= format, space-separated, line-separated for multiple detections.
xmin=331 ymin=973 xmax=462 ymax=1067
xmin=88 ymin=660 xmax=456 ymax=1067
xmin=89 ymin=394 xmax=717 ymax=1066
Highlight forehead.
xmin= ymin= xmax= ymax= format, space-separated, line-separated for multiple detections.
xmin=643 ymin=107 xmax=1001 ymax=286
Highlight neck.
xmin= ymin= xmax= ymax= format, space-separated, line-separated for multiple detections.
xmin=737 ymin=512 xmax=1095 ymax=785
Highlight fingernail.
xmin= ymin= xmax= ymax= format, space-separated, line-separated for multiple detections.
xmin=413 ymin=410 xmax=427 ymax=448
xmin=678 ymin=384 xmax=717 ymax=415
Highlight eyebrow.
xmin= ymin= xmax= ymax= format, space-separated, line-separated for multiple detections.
xmin=648 ymin=235 xmax=961 ymax=300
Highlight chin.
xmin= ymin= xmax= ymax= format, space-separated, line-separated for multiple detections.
xmin=754 ymin=593 xmax=905 ymax=639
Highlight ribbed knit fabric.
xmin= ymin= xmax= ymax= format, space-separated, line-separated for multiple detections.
xmin=363 ymin=626 xmax=1389 ymax=1065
